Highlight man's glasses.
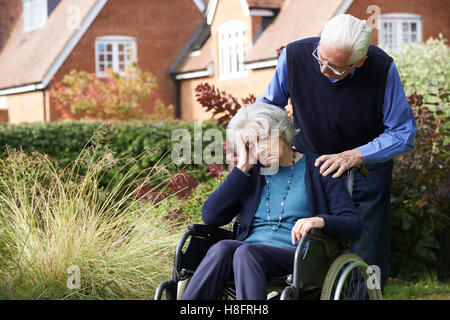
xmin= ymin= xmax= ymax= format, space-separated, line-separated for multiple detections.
xmin=312 ymin=44 xmax=354 ymax=76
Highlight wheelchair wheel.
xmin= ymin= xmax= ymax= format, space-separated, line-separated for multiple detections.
xmin=321 ymin=253 xmax=382 ymax=300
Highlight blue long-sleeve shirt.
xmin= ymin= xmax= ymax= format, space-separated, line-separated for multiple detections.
xmin=256 ymin=47 xmax=417 ymax=163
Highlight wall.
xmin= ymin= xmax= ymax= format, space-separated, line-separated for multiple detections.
xmin=346 ymin=0 xmax=449 ymax=44
xmin=179 ymin=0 xmax=276 ymax=121
xmin=49 ymin=0 xmax=204 ymax=121
xmin=6 ymin=91 xmax=45 ymax=124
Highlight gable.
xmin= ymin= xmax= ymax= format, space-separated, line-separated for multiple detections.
xmin=0 ymin=0 xmax=106 ymax=94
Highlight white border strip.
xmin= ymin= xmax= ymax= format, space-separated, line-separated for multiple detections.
xmin=40 ymin=0 xmax=108 ymax=88
xmin=206 ymin=0 xmax=218 ymax=25
xmin=245 ymin=59 xmax=277 ymax=70
xmin=0 ymin=0 xmax=108 ymax=96
xmin=175 ymin=69 xmax=210 ymax=80
xmin=250 ymin=9 xmax=275 ymax=17
xmin=0 ymin=83 xmax=44 ymax=96
xmin=333 ymin=0 xmax=354 ymax=16
xmin=191 ymin=0 xmax=206 ymax=13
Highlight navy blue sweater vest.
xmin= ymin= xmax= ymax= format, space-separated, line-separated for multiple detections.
xmin=286 ymin=37 xmax=393 ymax=154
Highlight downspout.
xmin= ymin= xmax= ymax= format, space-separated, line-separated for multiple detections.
xmin=42 ymin=89 xmax=47 ymax=122
xmin=169 ymin=21 xmax=209 ymax=120
xmin=172 ymin=74 xmax=181 ymax=119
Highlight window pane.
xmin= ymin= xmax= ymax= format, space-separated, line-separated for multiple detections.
xmin=382 ymin=22 xmax=393 ymax=50
xmin=218 ymin=23 xmax=247 ymax=76
xmin=411 ymin=23 xmax=417 ymax=32
xmin=229 ymin=46 xmax=233 ymax=73
xmin=402 ymin=33 xmax=409 ymax=43
xmin=402 ymin=22 xmax=409 ymax=33
xmin=98 ymin=43 xmax=105 ymax=53
xmin=106 ymin=44 xmax=112 ymax=51
xmin=236 ymin=44 xmax=241 ymax=72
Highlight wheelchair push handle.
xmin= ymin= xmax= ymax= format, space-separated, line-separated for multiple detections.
xmin=355 ymin=164 xmax=369 ymax=178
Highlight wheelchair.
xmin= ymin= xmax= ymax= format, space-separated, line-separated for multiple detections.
xmin=155 ymin=166 xmax=383 ymax=300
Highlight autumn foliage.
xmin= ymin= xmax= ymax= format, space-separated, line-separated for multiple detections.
xmin=51 ymin=63 xmax=157 ymax=120
xmin=194 ymin=83 xmax=256 ymax=127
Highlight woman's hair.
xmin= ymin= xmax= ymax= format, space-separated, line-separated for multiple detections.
xmin=320 ymin=14 xmax=372 ymax=65
xmin=226 ymin=102 xmax=298 ymax=147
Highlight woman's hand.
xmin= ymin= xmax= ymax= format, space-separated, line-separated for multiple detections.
xmin=291 ymin=217 xmax=325 ymax=245
xmin=236 ymin=134 xmax=255 ymax=173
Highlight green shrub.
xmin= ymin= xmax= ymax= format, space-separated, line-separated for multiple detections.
xmin=390 ymin=92 xmax=449 ymax=280
xmin=0 ymin=120 xmax=226 ymax=191
xmin=385 ymin=35 xmax=449 ymax=111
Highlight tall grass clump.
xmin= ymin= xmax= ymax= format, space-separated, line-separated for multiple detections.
xmin=0 ymin=124 xmax=185 ymax=299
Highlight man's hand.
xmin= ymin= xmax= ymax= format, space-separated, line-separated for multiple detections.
xmin=291 ymin=217 xmax=325 ymax=245
xmin=314 ymin=149 xmax=363 ymax=178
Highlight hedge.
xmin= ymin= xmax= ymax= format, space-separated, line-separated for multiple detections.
xmin=0 ymin=120 xmax=226 ymax=191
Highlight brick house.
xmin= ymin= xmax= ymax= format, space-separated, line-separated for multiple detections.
xmin=0 ymin=0 xmax=207 ymax=123
xmin=0 ymin=0 xmax=448 ymax=123
xmin=172 ymin=0 xmax=449 ymax=121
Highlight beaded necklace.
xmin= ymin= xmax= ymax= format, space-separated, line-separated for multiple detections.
xmin=264 ymin=150 xmax=297 ymax=231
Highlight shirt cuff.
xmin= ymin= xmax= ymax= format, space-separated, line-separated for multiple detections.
xmin=355 ymin=144 xmax=372 ymax=162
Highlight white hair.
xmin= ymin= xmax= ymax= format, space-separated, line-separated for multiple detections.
xmin=320 ymin=14 xmax=372 ymax=65
xmin=226 ymin=102 xmax=298 ymax=147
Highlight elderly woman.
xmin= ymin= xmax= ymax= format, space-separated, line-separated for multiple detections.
xmin=181 ymin=102 xmax=363 ymax=300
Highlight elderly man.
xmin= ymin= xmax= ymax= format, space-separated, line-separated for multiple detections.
xmin=256 ymin=14 xmax=417 ymax=292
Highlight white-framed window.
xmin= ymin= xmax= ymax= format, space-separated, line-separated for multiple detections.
xmin=379 ymin=13 xmax=422 ymax=52
xmin=217 ymin=20 xmax=248 ymax=80
xmin=0 ymin=96 xmax=7 ymax=110
xmin=95 ymin=36 xmax=137 ymax=77
xmin=22 ymin=0 xmax=48 ymax=32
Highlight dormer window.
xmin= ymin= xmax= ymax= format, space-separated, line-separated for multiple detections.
xmin=22 ymin=0 xmax=48 ymax=32
xmin=217 ymin=20 xmax=248 ymax=80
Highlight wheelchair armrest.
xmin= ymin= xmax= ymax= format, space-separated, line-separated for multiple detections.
xmin=309 ymin=228 xmax=328 ymax=239
xmin=291 ymin=228 xmax=348 ymax=289
xmin=304 ymin=228 xmax=349 ymax=251
xmin=187 ymin=223 xmax=234 ymax=241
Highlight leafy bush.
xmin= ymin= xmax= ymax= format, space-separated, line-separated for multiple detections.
xmin=0 ymin=120 xmax=226 ymax=190
xmin=195 ymin=83 xmax=256 ymax=127
xmin=390 ymin=92 xmax=449 ymax=280
xmin=51 ymin=64 xmax=157 ymax=120
xmin=385 ymin=35 xmax=449 ymax=111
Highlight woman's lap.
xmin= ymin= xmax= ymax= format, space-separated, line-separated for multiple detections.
xmin=182 ymin=239 xmax=297 ymax=299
